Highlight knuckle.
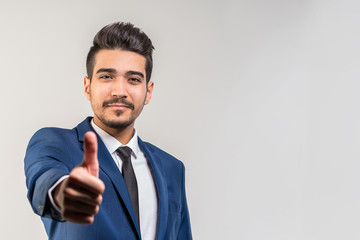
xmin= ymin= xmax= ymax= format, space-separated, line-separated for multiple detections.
xmin=97 ymin=195 xmax=103 ymax=204
xmin=86 ymin=216 xmax=94 ymax=224
xmin=100 ymin=182 xmax=105 ymax=193
xmin=93 ymin=205 xmax=99 ymax=214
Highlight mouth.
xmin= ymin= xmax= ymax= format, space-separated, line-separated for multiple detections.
xmin=106 ymin=104 xmax=131 ymax=111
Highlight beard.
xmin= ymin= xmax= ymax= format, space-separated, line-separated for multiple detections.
xmin=89 ymin=83 xmax=148 ymax=130
xmin=97 ymin=111 xmax=136 ymax=129
xmin=94 ymin=96 xmax=146 ymax=130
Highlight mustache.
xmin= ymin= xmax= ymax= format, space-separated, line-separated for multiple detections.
xmin=102 ymin=98 xmax=134 ymax=110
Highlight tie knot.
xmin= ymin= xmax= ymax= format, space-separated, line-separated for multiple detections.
xmin=116 ymin=146 xmax=132 ymax=159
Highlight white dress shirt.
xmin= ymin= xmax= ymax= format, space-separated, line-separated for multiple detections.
xmin=49 ymin=120 xmax=158 ymax=240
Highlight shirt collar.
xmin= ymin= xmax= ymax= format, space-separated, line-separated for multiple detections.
xmin=90 ymin=119 xmax=140 ymax=158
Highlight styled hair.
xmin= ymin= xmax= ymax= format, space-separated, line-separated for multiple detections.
xmin=86 ymin=22 xmax=154 ymax=82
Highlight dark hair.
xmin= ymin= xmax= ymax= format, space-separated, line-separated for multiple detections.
xmin=86 ymin=22 xmax=154 ymax=82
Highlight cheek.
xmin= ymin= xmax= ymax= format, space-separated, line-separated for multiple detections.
xmin=89 ymin=93 xmax=103 ymax=110
xmin=132 ymin=92 xmax=147 ymax=105
xmin=90 ymin=85 xmax=109 ymax=101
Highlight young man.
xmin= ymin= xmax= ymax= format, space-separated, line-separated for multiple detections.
xmin=25 ymin=22 xmax=192 ymax=240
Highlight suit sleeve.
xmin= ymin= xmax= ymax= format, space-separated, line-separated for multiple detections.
xmin=24 ymin=128 xmax=73 ymax=221
xmin=177 ymin=163 xmax=193 ymax=240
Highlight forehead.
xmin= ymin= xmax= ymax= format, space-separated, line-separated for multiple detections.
xmin=93 ymin=49 xmax=146 ymax=75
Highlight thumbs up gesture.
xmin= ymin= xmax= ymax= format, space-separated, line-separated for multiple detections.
xmin=53 ymin=131 xmax=105 ymax=224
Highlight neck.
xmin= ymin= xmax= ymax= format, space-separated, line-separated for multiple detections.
xmin=93 ymin=118 xmax=135 ymax=144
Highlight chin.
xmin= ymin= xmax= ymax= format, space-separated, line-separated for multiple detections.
xmin=102 ymin=117 xmax=135 ymax=129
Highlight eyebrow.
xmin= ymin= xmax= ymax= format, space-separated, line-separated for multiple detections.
xmin=95 ymin=68 xmax=144 ymax=79
xmin=126 ymin=71 xmax=144 ymax=79
xmin=96 ymin=68 xmax=117 ymax=74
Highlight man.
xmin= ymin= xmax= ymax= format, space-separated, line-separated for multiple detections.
xmin=24 ymin=22 xmax=192 ymax=240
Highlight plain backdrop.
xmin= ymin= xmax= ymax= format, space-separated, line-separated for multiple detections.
xmin=1 ymin=0 xmax=360 ymax=239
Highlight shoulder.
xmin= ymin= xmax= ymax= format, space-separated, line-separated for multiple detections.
xmin=33 ymin=127 xmax=74 ymax=137
xmin=25 ymin=127 xmax=81 ymax=171
xmin=29 ymin=127 xmax=77 ymax=146
xmin=28 ymin=117 xmax=92 ymax=144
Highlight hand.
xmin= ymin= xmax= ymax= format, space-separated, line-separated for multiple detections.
xmin=53 ymin=131 xmax=105 ymax=224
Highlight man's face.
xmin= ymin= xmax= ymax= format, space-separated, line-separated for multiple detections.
xmin=84 ymin=49 xmax=153 ymax=131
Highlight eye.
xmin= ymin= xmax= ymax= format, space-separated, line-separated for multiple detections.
xmin=100 ymin=75 xmax=112 ymax=80
xmin=129 ymin=77 xmax=141 ymax=83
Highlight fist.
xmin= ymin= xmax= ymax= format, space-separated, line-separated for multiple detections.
xmin=53 ymin=131 xmax=105 ymax=224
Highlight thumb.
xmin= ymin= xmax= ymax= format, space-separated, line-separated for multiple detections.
xmin=82 ymin=131 xmax=99 ymax=177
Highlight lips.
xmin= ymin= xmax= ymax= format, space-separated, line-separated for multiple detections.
xmin=107 ymin=104 xmax=130 ymax=110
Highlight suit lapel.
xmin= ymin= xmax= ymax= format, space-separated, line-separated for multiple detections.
xmin=138 ymin=138 xmax=169 ymax=240
xmin=76 ymin=117 xmax=141 ymax=239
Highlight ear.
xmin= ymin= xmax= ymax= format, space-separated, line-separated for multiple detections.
xmin=144 ymin=81 xmax=154 ymax=105
xmin=84 ymin=76 xmax=91 ymax=100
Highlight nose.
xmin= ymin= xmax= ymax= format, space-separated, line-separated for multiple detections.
xmin=111 ymin=78 xmax=128 ymax=98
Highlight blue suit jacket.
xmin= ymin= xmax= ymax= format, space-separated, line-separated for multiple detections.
xmin=24 ymin=117 xmax=192 ymax=240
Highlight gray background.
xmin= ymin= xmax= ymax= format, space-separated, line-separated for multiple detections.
xmin=1 ymin=0 xmax=360 ymax=239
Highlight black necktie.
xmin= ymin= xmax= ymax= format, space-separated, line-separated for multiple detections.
xmin=116 ymin=146 xmax=140 ymax=225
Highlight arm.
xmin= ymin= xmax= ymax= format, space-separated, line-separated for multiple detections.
xmin=25 ymin=128 xmax=73 ymax=220
xmin=25 ymin=129 xmax=105 ymax=224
